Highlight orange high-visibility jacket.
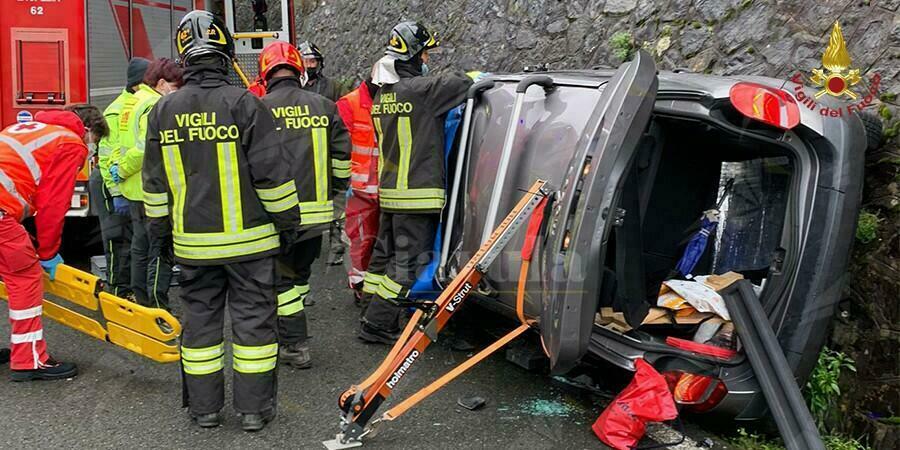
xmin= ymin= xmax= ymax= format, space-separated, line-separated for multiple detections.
xmin=336 ymin=84 xmax=378 ymax=195
xmin=0 ymin=111 xmax=88 ymax=258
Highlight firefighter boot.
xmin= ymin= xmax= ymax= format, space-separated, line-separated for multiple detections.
xmin=191 ymin=411 xmax=223 ymax=428
xmin=0 ymin=348 xmax=9 ymax=365
xmin=10 ymin=359 xmax=78 ymax=382
xmin=279 ymin=342 xmax=312 ymax=369
xmin=242 ymin=408 xmax=276 ymax=432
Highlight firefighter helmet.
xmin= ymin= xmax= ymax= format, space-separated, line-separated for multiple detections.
xmin=385 ymin=21 xmax=439 ymax=61
xmin=175 ymin=10 xmax=235 ymax=65
xmin=297 ymin=41 xmax=325 ymax=64
xmin=258 ymin=41 xmax=304 ymax=82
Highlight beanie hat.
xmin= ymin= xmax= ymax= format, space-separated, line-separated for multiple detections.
xmin=127 ymin=58 xmax=151 ymax=88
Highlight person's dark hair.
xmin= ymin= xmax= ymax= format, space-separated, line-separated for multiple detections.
xmin=144 ymin=58 xmax=185 ymax=88
xmin=65 ymin=104 xmax=109 ymax=140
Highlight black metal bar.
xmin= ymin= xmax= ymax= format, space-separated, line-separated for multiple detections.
xmin=720 ymin=280 xmax=824 ymax=450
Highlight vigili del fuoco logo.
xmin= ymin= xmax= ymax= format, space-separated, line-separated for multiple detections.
xmin=789 ymin=21 xmax=881 ymax=118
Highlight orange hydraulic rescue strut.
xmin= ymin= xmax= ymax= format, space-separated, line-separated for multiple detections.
xmin=324 ymin=179 xmax=550 ymax=449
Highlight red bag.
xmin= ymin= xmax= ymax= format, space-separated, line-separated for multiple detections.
xmin=592 ymin=359 xmax=679 ymax=450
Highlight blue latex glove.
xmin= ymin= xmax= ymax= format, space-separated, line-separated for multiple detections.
xmin=109 ymin=164 xmax=122 ymax=183
xmin=346 ymin=187 xmax=353 ymax=199
xmin=40 ymin=254 xmax=64 ymax=281
xmin=112 ymin=196 xmax=130 ymax=216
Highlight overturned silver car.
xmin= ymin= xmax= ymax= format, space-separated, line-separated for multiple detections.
xmin=436 ymin=51 xmax=872 ymax=419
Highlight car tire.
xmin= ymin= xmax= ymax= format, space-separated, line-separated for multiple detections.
xmin=859 ymin=111 xmax=884 ymax=153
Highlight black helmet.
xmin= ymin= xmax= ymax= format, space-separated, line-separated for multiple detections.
xmin=175 ymin=10 xmax=234 ymax=65
xmin=385 ymin=21 xmax=439 ymax=61
xmin=297 ymin=41 xmax=324 ymax=64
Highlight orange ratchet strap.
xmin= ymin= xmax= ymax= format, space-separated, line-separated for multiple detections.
xmin=330 ymin=180 xmax=549 ymax=447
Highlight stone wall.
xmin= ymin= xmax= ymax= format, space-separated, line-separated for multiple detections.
xmin=296 ymin=0 xmax=899 ymax=446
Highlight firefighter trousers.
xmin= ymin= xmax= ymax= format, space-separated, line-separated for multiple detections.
xmin=276 ymin=234 xmax=322 ymax=345
xmin=344 ymin=192 xmax=379 ymax=288
xmin=0 ymin=215 xmax=50 ymax=370
xmin=361 ymin=212 xmax=438 ymax=332
xmin=129 ymin=200 xmax=172 ymax=309
xmin=88 ymin=170 xmax=132 ymax=297
xmin=179 ymin=257 xmax=278 ymax=415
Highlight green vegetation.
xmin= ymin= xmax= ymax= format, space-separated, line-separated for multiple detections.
xmin=728 ymin=428 xmax=784 ymax=450
xmin=609 ymin=31 xmax=634 ymax=60
xmin=805 ymin=347 xmax=856 ymax=428
xmin=855 ymin=211 xmax=880 ymax=244
xmin=741 ymin=0 xmax=754 ymax=8
xmin=880 ymin=92 xmax=897 ymax=102
xmin=691 ymin=20 xmax=703 ymax=29
xmin=879 ymin=105 xmax=892 ymax=121
xmin=823 ymin=435 xmax=870 ymax=450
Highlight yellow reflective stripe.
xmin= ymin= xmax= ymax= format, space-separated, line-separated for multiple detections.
xmin=142 ymin=190 xmax=168 ymax=206
xmin=174 ymin=234 xmax=280 ymax=260
xmin=331 ymin=159 xmax=350 ymax=170
xmin=278 ymin=300 xmax=304 ymax=316
xmin=173 ymin=223 xmax=277 ymax=245
xmin=233 ymin=343 xmax=278 ymax=374
xmin=181 ymin=343 xmax=225 ymax=360
xmin=311 ymin=128 xmax=329 ymax=202
xmin=261 ymin=192 xmax=299 ymax=213
xmin=233 ymin=357 xmax=277 ymax=373
xmin=162 ymin=145 xmax=186 ymax=234
xmin=255 ymin=180 xmax=296 ymax=201
xmin=333 ymin=167 xmax=351 ymax=178
xmin=380 ymin=188 xmax=446 ymax=199
xmin=277 ymin=288 xmax=301 ymax=306
xmin=363 ymin=273 xmax=384 ymax=294
xmin=233 ymin=343 xmax=278 ymax=359
xmin=217 ymin=142 xmax=242 ymax=233
xmin=380 ymin=197 xmax=446 ymax=210
xmin=183 ymin=357 xmax=225 ymax=375
xmin=397 ymin=116 xmax=412 ymax=190
xmin=373 ymin=117 xmax=384 ymax=181
xmin=299 ymin=200 xmax=333 ymax=213
xmin=381 ymin=276 xmax=402 ymax=296
xmin=301 ymin=211 xmax=333 ymax=225
xmin=294 ymin=284 xmax=310 ymax=295
xmin=144 ymin=203 xmax=170 ymax=218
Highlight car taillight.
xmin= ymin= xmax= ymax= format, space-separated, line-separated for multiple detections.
xmin=663 ymin=371 xmax=728 ymax=413
xmin=729 ymin=82 xmax=800 ymax=130
xmin=80 ymin=195 xmax=89 ymax=208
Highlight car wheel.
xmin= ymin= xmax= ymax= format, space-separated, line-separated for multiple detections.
xmin=859 ymin=111 xmax=884 ymax=153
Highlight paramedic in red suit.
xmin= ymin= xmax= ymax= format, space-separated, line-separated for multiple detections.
xmin=0 ymin=105 xmax=108 ymax=381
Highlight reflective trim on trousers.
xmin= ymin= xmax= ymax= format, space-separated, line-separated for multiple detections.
xmin=181 ymin=343 xmax=226 ymax=376
xmin=11 ymin=329 xmax=43 ymax=344
xmin=8 ymin=305 xmax=42 ymax=320
xmin=232 ymin=343 xmax=278 ymax=374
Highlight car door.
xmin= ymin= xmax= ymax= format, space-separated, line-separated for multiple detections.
xmin=541 ymin=50 xmax=658 ymax=373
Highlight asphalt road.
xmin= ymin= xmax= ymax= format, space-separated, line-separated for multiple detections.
xmin=0 ymin=242 xmax=724 ymax=449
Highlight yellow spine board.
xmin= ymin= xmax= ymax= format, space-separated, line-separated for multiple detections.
xmin=42 ymin=265 xmax=99 ymax=310
xmin=99 ymin=292 xmax=181 ymax=340
xmin=107 ymin=323 xmax=180 ymax=363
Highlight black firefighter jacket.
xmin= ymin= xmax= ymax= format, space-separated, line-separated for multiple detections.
xmin=262 ymin=77 xmax=351 ymax=230
xmin=371 ymin=71 xmax=472 ymax=213
xmin=142 ymin=64 xmax=300 ymax=266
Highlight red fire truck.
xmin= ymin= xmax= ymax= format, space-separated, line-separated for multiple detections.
xmin=0 ymin=0 xmax=295 ymax=221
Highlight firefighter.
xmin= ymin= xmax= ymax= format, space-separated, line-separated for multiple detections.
xmin=336 ymin=74 xmax=380 ymax=304
xmin=0 ymin=105 xmax=109 ymax=380
xmin=298 ymin=41 xmax=343 ymax=102
xmin=111 ymin=58 xmax=183 ymax=311
xmin=257 ymin=41 xmax=351 ymax=368
xmin=143 ymin=10 xmax=299 ymax=431
xmin=90 ymin=57 xmax=149 ymax=298
xmin=297 ymin=41 xmax=348 ymax=266
xmin=358 ymin=22 xmax=473 ymax=344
